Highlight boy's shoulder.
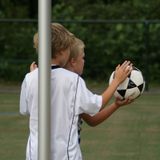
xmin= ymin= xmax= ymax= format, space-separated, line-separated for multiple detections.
xmin=52 ymin=68 xmax=78 ymax=78
xmin=51 ymin=68 xmax=83 ymax=84
xmin=24 ymin=68 xmax=38 ymax=81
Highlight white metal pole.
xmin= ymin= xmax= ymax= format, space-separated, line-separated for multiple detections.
xmin=38 ymin=0 xmax=51 ymax=159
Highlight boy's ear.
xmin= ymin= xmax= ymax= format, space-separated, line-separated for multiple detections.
xmin=70 ymin=58 xmax=76 ymax=66
xmin=59 ymin=50 xmax=64 ymax=55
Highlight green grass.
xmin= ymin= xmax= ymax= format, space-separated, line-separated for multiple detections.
xmin=0 ymin=90 xmax=29 ymax=160
xmin=81 ymin=93 xmax=160 ymax=160
xmin=0 ymin=84 xmax=160 ymax=160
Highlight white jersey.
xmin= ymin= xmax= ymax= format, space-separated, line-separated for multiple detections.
xmin=20 ymin=67 xmax=102 ymax=160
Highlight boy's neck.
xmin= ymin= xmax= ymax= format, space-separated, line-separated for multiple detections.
xmin=51 ymin=58 xmax=61 ymax=66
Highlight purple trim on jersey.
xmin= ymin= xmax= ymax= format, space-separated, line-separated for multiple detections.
xmin=67 ymin=75 xmax=79 ymax=160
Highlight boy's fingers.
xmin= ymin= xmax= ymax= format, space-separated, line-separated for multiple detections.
xmin=30 ymin=61 xmax=38 ymax=72
xmin=125 ymin=66 xmax=133 ymax=75
xmin=121 ymin=61 xmax=132 ymax=70
xmin=121 ymin=60 xmax=129 ymax=68
xmin=116 ymin=64 xmax=120 ymax=70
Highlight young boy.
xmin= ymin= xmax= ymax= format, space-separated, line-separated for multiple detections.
xmin=20 ymin=23 xmax=132 ymax=160
xmin=64 ymin=37 xmax=133 ymax=143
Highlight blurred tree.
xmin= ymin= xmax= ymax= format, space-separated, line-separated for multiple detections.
xmin=28 ymin=0 xmax=38 ymax=18
xmin=0 ymin=0 xmax=28 ymax=18
xmin=0 ymin=0 xmax=160 ymax=82
xmin=0 ymin=0 xmax=38 ymax=18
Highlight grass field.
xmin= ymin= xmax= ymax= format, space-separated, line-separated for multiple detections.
xmin=0 ymin=83 xmax=160 ymax=160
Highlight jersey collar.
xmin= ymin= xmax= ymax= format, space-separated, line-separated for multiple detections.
xmin=51 ymin=65 xmax=60 ymax=70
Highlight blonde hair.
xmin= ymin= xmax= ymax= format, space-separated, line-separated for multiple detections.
xmin=33 ymin=23 xmax=75 ymax=58
xmin=69 ymin=37 xmax=85 ymax=60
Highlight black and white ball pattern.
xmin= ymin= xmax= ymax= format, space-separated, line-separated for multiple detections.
xmin=109 ymin=67 xmax=145 ymax=100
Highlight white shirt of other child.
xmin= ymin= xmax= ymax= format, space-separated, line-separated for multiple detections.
xmin=20 ymin=67 xmax=102 ymax=160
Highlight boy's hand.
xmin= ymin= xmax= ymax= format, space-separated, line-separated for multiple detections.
xmin=30 ymin=61 xmax=38 ymax=72
xmin=114 ymin=60 xmax=133 ymax=84
xmin=115 ymin=97 xmax=133 ymax=108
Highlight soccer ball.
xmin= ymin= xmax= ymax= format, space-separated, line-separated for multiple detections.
xmin=109 ymin=67 xmax=145 ymax=100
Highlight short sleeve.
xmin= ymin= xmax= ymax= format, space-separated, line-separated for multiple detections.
xmin=75 ymin=77 xmax=102 ymax=115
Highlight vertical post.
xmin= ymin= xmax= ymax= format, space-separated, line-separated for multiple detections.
xmin=38 ymin=0 xmax=51 ymax=159
xmin=143 ymin=21 xmax=150 ymax=91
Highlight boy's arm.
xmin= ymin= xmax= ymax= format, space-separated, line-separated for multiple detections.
xmin=19 ymin=78 xmax=29 ymax=115
xmin=81 ymin=98 xmax=133 ymax=126
xmin=79 ymin=61 xmax=133 ymax=126
xmin=20 ymin=62 xmax=37 ymax=115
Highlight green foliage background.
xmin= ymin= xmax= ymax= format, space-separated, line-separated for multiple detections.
xmin=0 ymin=0 xmax=160 ymax=84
